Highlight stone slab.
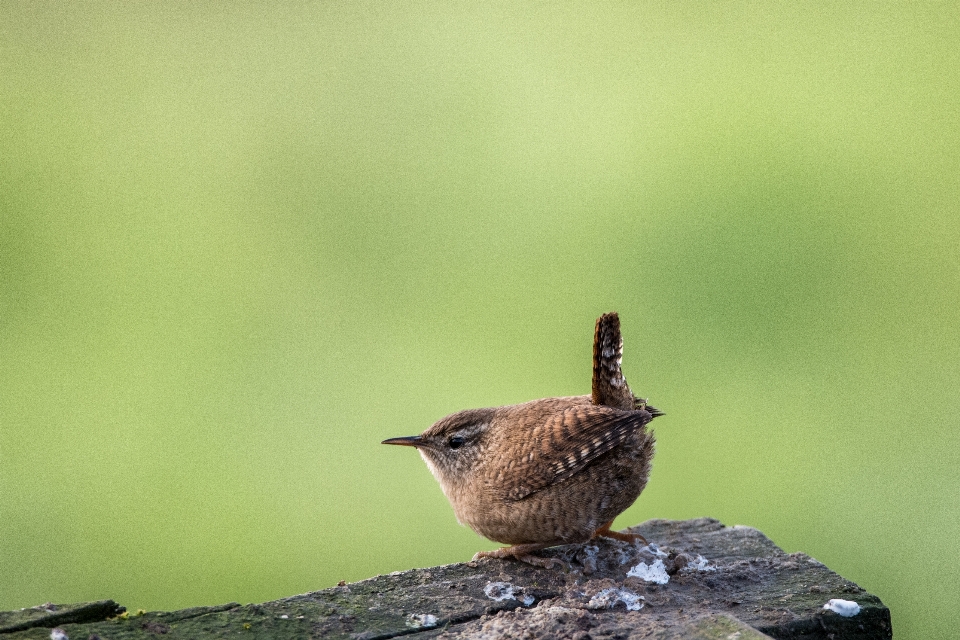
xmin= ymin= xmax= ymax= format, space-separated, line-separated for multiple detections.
xmin=0 ymin=518 xmax=891 ymax=639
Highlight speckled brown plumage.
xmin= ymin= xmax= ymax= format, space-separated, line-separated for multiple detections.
xmin=382 ymin=312 xmax=662 ymax=566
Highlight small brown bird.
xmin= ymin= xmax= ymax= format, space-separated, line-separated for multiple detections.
xmin=382 ymin=312 xmax=662 ymax=567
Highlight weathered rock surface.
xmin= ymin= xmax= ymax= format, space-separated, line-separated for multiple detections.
xmin=0 ymin=518 xmax=892 ymax=639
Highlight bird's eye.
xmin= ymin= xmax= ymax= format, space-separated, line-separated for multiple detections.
xmin=448 ymin=436 xmax=466 ymax=449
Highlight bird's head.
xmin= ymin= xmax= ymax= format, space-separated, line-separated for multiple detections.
xmin=382 ymin=407 xmax=496 ymax=492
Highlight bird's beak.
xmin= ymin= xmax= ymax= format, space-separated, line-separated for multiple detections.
xmin=381 ymin=435 xmax=423 ymax=447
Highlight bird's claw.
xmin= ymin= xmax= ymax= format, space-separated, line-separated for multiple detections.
xmin=516 ymin=554 xmax=570 ymax=571
xmin=473 ymin=545 xmax=570 ymax=570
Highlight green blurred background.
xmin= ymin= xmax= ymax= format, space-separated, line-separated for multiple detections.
xmin=2 ymin=2 xmax=958 ymax=637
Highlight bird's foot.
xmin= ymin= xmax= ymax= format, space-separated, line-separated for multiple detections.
xmin=515 ymin=553 xmax=570 ymax=570
xmin=592 ymin=521 xmax=648 ymax=546
xmin=473 ymin=544 xmax=570 ymax=570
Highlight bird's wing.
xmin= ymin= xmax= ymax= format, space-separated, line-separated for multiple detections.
xmin=499 ymin=405 xmax=653 ymax=502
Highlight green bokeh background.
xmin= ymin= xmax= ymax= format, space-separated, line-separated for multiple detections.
xmin=2 ymin=3 xmax=958 ymax=638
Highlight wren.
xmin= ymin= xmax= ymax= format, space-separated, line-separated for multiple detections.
xmin=382 ymin=312 xmax=663 ymax=567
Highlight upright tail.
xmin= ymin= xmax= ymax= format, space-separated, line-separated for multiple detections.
xmin=591 ymin=312 xmax=634 ymax=410
xmin=592 ymin=312 xmax=664 ymax=418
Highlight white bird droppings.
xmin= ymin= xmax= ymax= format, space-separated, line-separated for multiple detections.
xmin=823 ymin=599 xmax=860 ymax=617
xmin=587 ymin=588 xmax=644 ymax=611
xmin=581 ymin=544 xmax=600 ymax=573
xmin=689 ymin=554 xmax=717 ymax=571
xmin=407 ymin=613 xmax=438 ymax=628
xmin=627 ymin=558 xmax=671 ymax=584
xmin=484 ymin=581 xmax=535 ymax=606
xmin=483 ymin=581 xmax=516 ymax=601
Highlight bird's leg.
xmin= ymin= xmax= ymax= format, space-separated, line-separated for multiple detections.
xmin=473 ymin=543 xmax=569 ymax=570
xmin=592 ymin=520 xmax=648 ymax=546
